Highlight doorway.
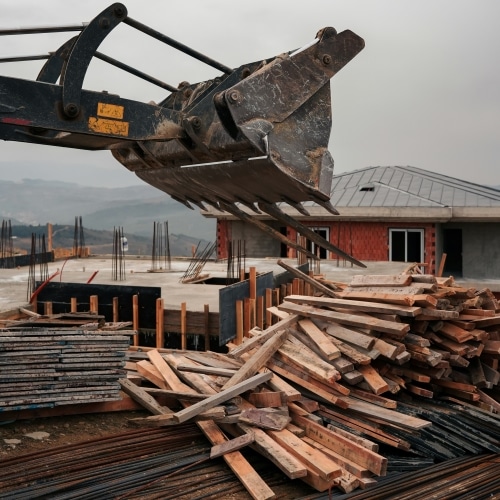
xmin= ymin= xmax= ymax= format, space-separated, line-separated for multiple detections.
xmin=442 ymin=228 xmax=462 ymax=276
xmin=306 ymin=227 xmax=329 ymax=259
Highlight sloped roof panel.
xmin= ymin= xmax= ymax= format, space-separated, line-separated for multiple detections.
xmin=330 ymin=166 xmax=500 ymax=208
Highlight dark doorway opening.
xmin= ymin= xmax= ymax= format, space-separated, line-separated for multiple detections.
xmin=306 ymin=228 xmax=329 ymax=259
xmin=280 ymin=227 xmax=288 ymax=257
xmin=443 ymin=228 xmax=463 ymax=276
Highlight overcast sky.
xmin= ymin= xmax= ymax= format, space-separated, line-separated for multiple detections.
xmin=0 ymin=0 xmax=499 ymax=189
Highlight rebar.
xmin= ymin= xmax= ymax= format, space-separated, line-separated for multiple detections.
xmin=0 ymin=425 xmax=246 ymax=500
xmin=72 ymin=216 xmax=85 ymax=258
xmin=0 ymin=219 xmax=14 ymax=268
xmin=225 ymin=239 xmax=245 ymax=283
xmin=112 ymin=226 xmax=126 ymax=281
xmin=180 ymin=240 xmax=215 ymax=282
xmin=151 ymin=221 xmax=171 ymax=271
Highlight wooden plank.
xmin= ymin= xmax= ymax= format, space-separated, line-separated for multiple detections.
xmin=185 ymin=351 xmax=243 ymax=370
xmin=336 ymin=290 xmax=416 ymax=306
xmin=239 ymin=408 xmax=291 ymax=430
xmin=478 ymin=389 xmax=500 ymax=412
xmin=331 ymin=356 xmax=355 ymax=374
xmin=277 ymin=259 xmax=339 ymax=298
xmin=298 ymin=318 xmax=341 ymax=360
xmin=268 ymin=427 xmax=343 ymax=481
xmin=176 ymin=364 xmax=236 ymax=377
xmin=210 ymin=432 xmax=255 ymax=459
xmin=322 ymin=322 xmax=376 ymax=350
xmin=143 ymin=387 xmax=210 ymax=402
xmin=248 ymin=391 xmax=283 ymax=408
xmin=415 ymin=308 xmax=460 ymax=320
xmin=484 ymin=341 xmax=500 ymax=356
xmin=286 ymin=295 xmax=421 ymax=317
xmin=118 ymin=378 xmax=172 ymax=416
xmin=147 ymin=349 xmax=192 ymax=393
xmin=129 ymin=406 xmax=227 ymax=426
xmin=264 ymin=371 xmax=302 ymax=402
xmin=278 ymin=301 xmax=409 ymax=337
xmin=345 ymin=398 xmax=431 ymax=430
xmin=324 ymin=423 xmax=379 ymax=452
xmin=276 ymin=339 xmax=341 ymax=384
xmin=438 ymin=323 xmax=474 ymax=343
xmin=173 ymin=371 xmax=272 ymax=424
xmin=266 ymin=306 xmax=290 ymax=320
xmin=164 ymin=353 xmax=219 ymax=395
xmin=221 ymin=329 xmax=288 ymax=391
xmin=197 ymin=420 xmax=276 ymax=500
xmin=228 ymin=314 xmax=298 ymax=359
xmin=373 ymin=338 xmax=401 ymax=360
xmin=292 ymin=414 xmax=387 ymax=476
xmin=325 ymin=335 xmax=373 ymax=366
xmin=342 ymin=285 xmax=424 ymax=295
xmin=237 ymin=422 xmax=308 ymax=480
xmin=349 ymin=274 xmax=412 ymax=287
xmin=267 ymin=358 xmax=350 ymax=408
xmin=319 ymin=406 xmax=411 ymax=451
xmin=342 ymin=370 xmax=364 ymax=385
xmin=302 ymin=437 xmax=363 ymax=489
xmin=357 ymin=364 xmax=390 ymax=395
xmin=431 ymin=378 xmax=478 ymax=393
xmin=135 ymin=360 xmax=168 ymax=389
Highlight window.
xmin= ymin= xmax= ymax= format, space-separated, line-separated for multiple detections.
xmin=389 ymin=229 xmax=424 ymax=263
xmin=305 ymin=227 xmax=329 ymax=259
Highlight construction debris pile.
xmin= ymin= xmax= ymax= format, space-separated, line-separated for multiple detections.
xmin=0 ymin=315 xmax=133 ymax=411
xmin=121 ymin=271 xmax=500 ymax=497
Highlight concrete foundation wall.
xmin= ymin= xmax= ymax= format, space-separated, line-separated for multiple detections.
xmin=462 ymin=223 xmax=500 ymax=278
xmin=230 ymin=221 xmax=282 ymax=258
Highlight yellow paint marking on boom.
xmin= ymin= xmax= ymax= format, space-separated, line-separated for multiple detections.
xmin=97 ymin=102 xmax=124 ymax=119
xmin=88 ymin=117 xmax=129 ymax=136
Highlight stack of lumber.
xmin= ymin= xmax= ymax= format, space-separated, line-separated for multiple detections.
xmin=123 ymin=271 xmax=500 ymax=499
xmin=0 ymin=327 xmax=133 ymax=412
xmin=286 ymin=272 xmax=500 ymax=410
xmin=123 ymin=344 xmax=429 ymax=496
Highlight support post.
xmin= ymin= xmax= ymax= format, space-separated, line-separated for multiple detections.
xmin=156 ymin=297 xmax=164 ymax=349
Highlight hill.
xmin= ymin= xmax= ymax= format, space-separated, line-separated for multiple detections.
xmin=0 ymin=179 xmax=215 ymax=241
xmin=10 ymin=224 xmax=208 ymax=258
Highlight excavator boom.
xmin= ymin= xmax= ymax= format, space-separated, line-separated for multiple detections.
xmin=0 ymin=3 xmax=365 ymax=265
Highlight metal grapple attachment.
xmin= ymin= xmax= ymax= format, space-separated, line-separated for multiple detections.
xmin=0 ymin=3 xmax=365 ymax=265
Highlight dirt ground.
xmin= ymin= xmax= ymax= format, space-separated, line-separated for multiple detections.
xmin=0 ymin=409 xmax=149 ymax=459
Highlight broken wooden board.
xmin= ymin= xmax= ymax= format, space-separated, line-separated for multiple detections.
xmin=238 ymin=408 xmax=291 ymax=430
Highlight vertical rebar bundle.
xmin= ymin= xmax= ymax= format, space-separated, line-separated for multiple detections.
xmin=26 ymin=232 xmax=49 ymax=300
xmin=72 ymin=216 xmax=86 ymax=258
xmin=38 ymin=234 xmax=49 ymax=284
xmin=180 ymin=241 xmax=216 ymax=282
xmin=27 ymin=233 xmax=36 ymax=300
xmin=226 ymin=239 xmax=246 ymax=283
xmin=0 ymin=219 xmax=14 ymax=268
xmin=151 ymin=221 xmax=171 ymax=272
xmin=112 ymin=226 xmax=126 ymax=281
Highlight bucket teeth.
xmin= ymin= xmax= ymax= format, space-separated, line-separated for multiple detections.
xmin=282 ymin=198 xmax=310 ymax=217
xmin=219 ymin=202 xmax=318 ymax=260
xmin=317 ymin=199 xmax=340 ymax=215
xmin=257 ymin=202 xmax=365 ymax=268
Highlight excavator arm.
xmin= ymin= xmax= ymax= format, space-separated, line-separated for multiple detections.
xmin=0 ymin=3 xmax=365 ymax=266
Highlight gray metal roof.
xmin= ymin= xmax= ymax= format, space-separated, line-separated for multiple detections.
xmin=327 ymin=166 xmax=500 ymax=208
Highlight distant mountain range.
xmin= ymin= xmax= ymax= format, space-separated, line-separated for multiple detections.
xmin=0 ymin=178 xmax=215 ymax=242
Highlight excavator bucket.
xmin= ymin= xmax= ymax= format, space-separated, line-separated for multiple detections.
xmin=0 ymin=3 xmax=365 ymax=266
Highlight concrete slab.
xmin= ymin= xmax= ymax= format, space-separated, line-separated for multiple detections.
xmin=0 ymin=256 xmax=497 ymax=315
